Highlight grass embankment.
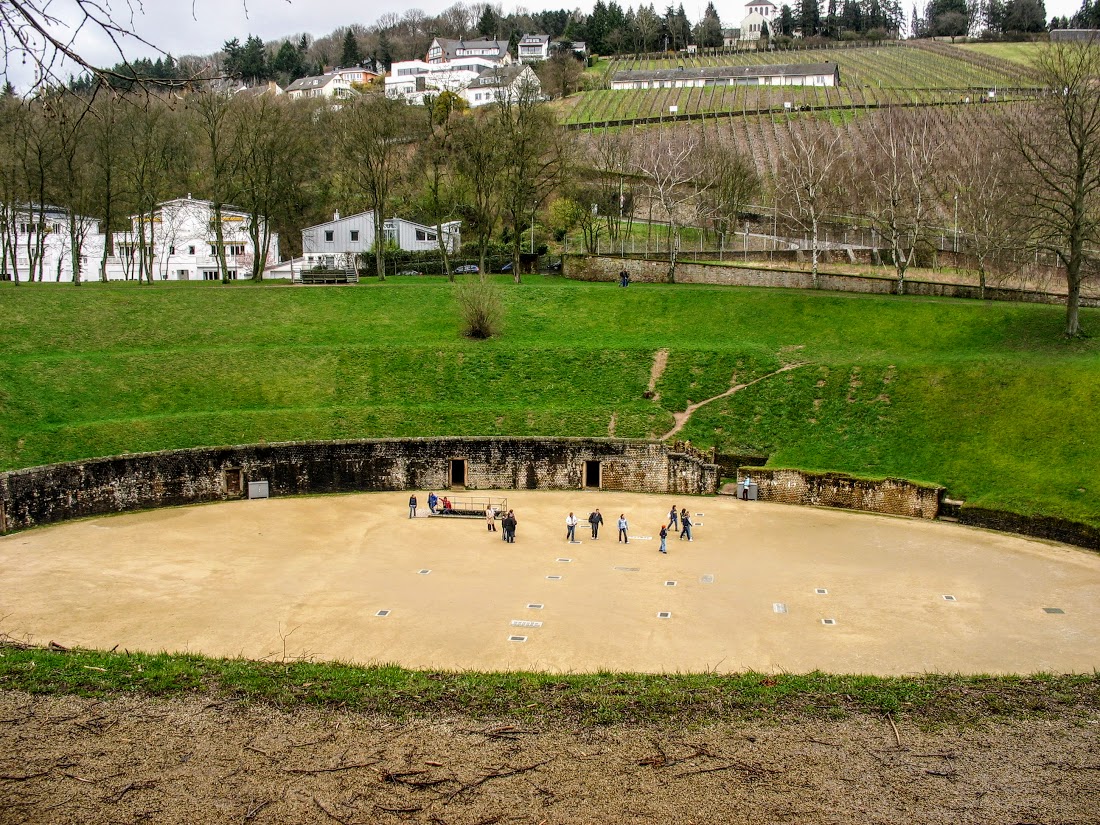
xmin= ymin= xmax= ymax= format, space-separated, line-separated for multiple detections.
xmin=1 ymin=643 xmax=1097 ymax=725
xmin=0 ymin=277 xmax=1097 ymax=526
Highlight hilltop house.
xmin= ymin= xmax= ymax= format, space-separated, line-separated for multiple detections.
xmin=386 ymin=37 xmax=511 ymax=105
xmin=461 ymin=64 xmax=542 ymax=107
xmin=285 ymin=72 xmax=357 ymax=100
xmin=517 ymin=33 xmax=551 ymax=63
xmin=610 ymin=63 xmax=839 ymax=90
xmin=298 ymin=211 xmax=461 ymax=271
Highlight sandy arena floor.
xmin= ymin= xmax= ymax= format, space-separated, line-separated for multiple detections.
xmin=2 ymin=491 xmax=1099 ymax=675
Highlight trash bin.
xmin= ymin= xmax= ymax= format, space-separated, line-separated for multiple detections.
xmin=247 ymin=481 xmax=270 ymax=499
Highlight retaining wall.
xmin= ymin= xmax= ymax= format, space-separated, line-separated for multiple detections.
xmin=0 ymin=438 xmax=719 ymax=534
xmin=739 ymin=467 xmax=943 ymax=520
xmin=958 ymin=506 xmax=1100 ymax=552
xmin=564 ymin=255 xmax=1100 ymax=308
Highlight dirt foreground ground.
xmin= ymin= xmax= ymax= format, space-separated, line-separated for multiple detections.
xmin=2 ymin=690 xmax=1098 ymax=824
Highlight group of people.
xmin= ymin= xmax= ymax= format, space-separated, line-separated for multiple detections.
xmin=564 ymin=504 xmax=693 ymax=555
xmin=411 ymin=492 xmax=697 ymax=554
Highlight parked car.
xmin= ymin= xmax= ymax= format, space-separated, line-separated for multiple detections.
xmin=396 ymin=269 xmax=423 ymax=276
xmin=454 ymin=264 xmax=479 ymax=274
xmin=500 ymin=262 xmax=513 ymax=272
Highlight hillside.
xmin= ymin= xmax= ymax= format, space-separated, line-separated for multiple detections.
xmin=0 ymin=277 xmax=1097 ymax=527
xmin=557 ymin=42 xmax=1040 ymax=125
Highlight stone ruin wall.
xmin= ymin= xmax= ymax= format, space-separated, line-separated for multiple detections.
xmin=0 ymin=438 xmax=719 ymax=534
xmin=742 ymin=467 xmax=943 ymax=520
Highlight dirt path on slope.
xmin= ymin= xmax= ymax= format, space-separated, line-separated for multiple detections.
xmin=660 ymin=362 xmax=808 ymax=442
xmin=1 ymin=691 xmax=1096 ymax=825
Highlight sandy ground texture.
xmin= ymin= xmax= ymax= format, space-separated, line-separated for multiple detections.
xmin=1 ymin=691 xmax=1098 ymax=824
xmin=3 ymin=491 xmax=1100 ymax=676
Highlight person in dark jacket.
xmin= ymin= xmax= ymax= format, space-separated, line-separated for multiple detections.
xmin=503 ymin=510 xmax=517 ymax=543
xmin=588 ymin=509 xmax=604 ymax=539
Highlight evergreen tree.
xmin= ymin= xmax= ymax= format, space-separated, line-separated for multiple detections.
xmin=696 ymin=2 xmax=725 ymax=46
xmin=340 ymin=29 xmax=362 ymax=67
xmin=1001 ymin=0 xmax=1047 ymax=31
xmin=2 ymin=79 xmax=16 ymax=97
xmin=780 ymin=4 xmax=796 ymax=34
xmin=273 ymin=40 xmax=304 ymax=81
xmin=222 ymin=37 xmax=243 ymax=75
xmin=477 ymin=6 xmax=499 ymax=38
xmin=798 ymin=0 xmax=823 ymax=34
xmin=238 ymin=35 xmax=268 ymax=82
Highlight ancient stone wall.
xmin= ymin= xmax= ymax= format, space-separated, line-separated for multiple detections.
xmin=564 ymin=255 xmax=1100 ymax=308
xmin=0 ymin=438 xmax=719 ymax=533
xmin=958 ymin=506 xmax=1100 ymax=552
xmin=740 ymin=467 xmax=943 ymax=520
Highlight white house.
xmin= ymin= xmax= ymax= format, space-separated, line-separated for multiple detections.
xmin=517 ymin=33 xmax=551 ymax=63
xmin=426 ymin=37 xmax=510 ymax=65
xmin=385 ymin=59 xmax=497 ymax=104
xmin=2 ymin=197 xmax=278 ymax=282
xmin=299 ymin=211 xmax=461 ymax=271
xmin=386 ymin=37 xmax=512 ymax=105
xmin=609 ymin=63 xmax=839 ymax=90
xmin=461 ymin=64 xmax=542 ymax=107
xmin=110 ymin=197 xmax=279 ymax=281
xmin=741 ymin=0 xmax=777 ymax=40
xmin=285 ymin=72 xmax=357 ymax=100
xmin=1 ymin=204 xmax=104 ymax=282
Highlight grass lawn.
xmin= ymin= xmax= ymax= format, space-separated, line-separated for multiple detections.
xmin=1 ymin=644 xmax=1097 ymax=724
xmin=0 ymin=276 xmax=1097 ymax=527
xmin=958 ymin=41 xmax=1044 ymax=66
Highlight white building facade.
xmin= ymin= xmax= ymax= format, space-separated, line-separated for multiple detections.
xmin=461 ymin=65 xmax=543 ymax=108
xmin=741 ymin=0 xmax=778 ymax=40
xmin=299 ymin=211 xmax=461 ymax=271
xmin=2 ymin=197 xmax=279 ymax=282
xmin=386 ymin=37 xmax=512 ymax=105
xmin=285 ymin=73 xmax=357 ymax=100
xmin=1 ymin=205 xmax=103 ymax=283
xmin=609 ymin=63 xmax=839 ymax=90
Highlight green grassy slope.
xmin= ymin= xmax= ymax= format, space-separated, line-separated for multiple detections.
xmin=1 ymin=278 xmax=1097 ymax=526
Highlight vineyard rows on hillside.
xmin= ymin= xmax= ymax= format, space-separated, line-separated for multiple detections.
xmin=558 ymin=43 xmax=1039 ymax=126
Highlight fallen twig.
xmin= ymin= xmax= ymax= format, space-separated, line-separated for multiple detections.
xmin=285 ymin=760 xmax=379 ymax=775
xmin=675 ymin=761 xmax=780 ymax=780
xmin=244 ymin=799 xmax=272 ymax=821
xmin=885 ymin=713 xmax=902 ymax=748
xmin=445 ymin=759 xmax=553 ymax=802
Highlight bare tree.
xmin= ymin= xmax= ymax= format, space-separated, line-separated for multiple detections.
xmin=235 ymin=96 xmax=317 ymax=280
xmin=189 ymin=91 xmax=242 ymax=283
xmin=775 ymin=119 xmax=848 ymax=287
xmin=1002 ymin=42 xmax=1100 ymax=337
xmin=859 ymin=108 xmax=943 ymax=294
xmin=697 ymin=131 xmax=761 ymax=261
xmin=335 ymin=95 xmax=418 ymax=281
xmin=52 ymin=94 xmax=98 ymax=284
xmin=451 ymin=110 xmax=504 ymax=278
xmin=633 ymin=127 xmax=706 ymax=283
xmin=0 ymin=94 xmax=26 ymax=282
xmin=590 ymin=129 xmax=636 ymax=249
xmin=495 ymin=79 xmax=568 ymax=283
xmin=949 ymin=131 xmax=1020 ymax=299
xmin=118 ymin=100 xmax=187 ymax=283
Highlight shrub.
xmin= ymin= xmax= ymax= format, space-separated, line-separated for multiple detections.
xmin=454 ymin=277 xmax=504 ymax=339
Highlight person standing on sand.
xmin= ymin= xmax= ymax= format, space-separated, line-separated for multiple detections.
xmin=504 ymin=510 xmax=517 ymax=543
xmin=668 ymin=505 xmax=679 ymax=533
xmin=618 ymin=514 xmax=629 ymax=543
xmin=680 ymin=510 xmax=693 ymax=541
xmin=589 ymin=509 xmax=604 ymax=539
xmin=409 ymin=494 xmax=417 ymax=519
xmin=485 ymin=504 xmax=496 ymax=532
xmin=428 ymin=492 xmax=438 ymax=514
xmin=659 ymin=525 xmax=668 ymax=554
xmin=566 ymin=512 xmax=578 ymax=542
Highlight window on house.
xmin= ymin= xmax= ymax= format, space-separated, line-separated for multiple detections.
xmin=169 ymin=245 xmax=175 ymax=255
xmin=350 ymin=230 xmax=359 ymax=242
xmin=188 ymin=245 xmax=195 ymax=255
xmin=226 ymin=244 xmax=245 ymax=256
xmin=209 ymin=244 xmax=218 ymax=256
xmin=415 ymin=229 xmax=436 ymax=242
xmin=202 ymin=270 xmax=219 ymax=281
xmin=325 ymin=230 xmax=334 ymax=242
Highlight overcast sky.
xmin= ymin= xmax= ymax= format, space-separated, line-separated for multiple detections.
xmin=4 ymin=0 xmax=1085 ymax=89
